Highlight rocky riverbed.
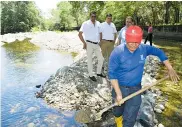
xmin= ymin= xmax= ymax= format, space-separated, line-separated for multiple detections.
xmin=1 ymin=31 xmax=168 ymax=127
xmin=1 ymin=31 xmax=83 ymax=53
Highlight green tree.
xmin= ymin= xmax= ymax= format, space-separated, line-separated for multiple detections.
xmin=57 ymin=2 xmax=74 ymax=29
xmin=1 ymin=1 xmax=41 ymax=34
xmin=69 ymin=1 xmax=86 ymax=26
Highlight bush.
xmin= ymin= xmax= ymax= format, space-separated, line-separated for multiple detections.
xmin=31 ymin=26 xmax=41 ymax=32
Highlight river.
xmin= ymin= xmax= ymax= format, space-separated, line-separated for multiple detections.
xmin=1 ymin=42 xmax=83 ymax=127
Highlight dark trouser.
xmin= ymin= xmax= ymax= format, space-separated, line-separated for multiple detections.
xmin=144 ymin=33 xmax=153 ymax=46
xmin=112 ymin=85 xmax=142 ymax=127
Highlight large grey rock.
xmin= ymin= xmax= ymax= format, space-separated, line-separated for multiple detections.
xmin=136 ymin=95 xmax=156 ymax=127
xmin=134 ymin=121 xmax=144 ymax=127
xmin=55 ymin=66 xmax=69 ymax=77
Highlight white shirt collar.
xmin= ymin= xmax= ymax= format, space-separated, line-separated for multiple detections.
xmin=89 ymin=20 xmax=97 ymax=25
xmin=104 ymin=21 xmax=112 ymax=25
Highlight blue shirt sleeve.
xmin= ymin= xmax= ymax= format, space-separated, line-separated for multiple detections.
xmin=118 ymin=30 xmax=122 ymax=40
xmin=108 ymin=48 xmax=120 ymax=80
xmin=145 ymin=45 xmax=168 ymax=62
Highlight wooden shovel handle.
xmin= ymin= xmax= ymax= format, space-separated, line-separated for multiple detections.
xmin=114 ymin=76 xmax=169 ymax=106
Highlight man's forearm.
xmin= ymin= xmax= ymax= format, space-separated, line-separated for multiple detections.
xmin=111 ymin=79 xmax=122 ymax=96
xmin=78 ymin=33 xmax=86 ymax=44
xmin=163 ymin=60 xmax=172 ymax=70
xmin=163 ymin=59 xmax=180 ymax=82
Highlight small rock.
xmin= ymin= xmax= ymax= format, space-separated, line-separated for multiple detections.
xmin=54 ymin=96 xmax=60 ymax=102
xmin=97 ymin=84 xmax=102 ymax=89
xmin=70 ymin=100 xmax=76 ymax=104
xmin=74 ymin=93 xmax=79 ymax=98
xmin=27 ymin=123 xmax=35 ymax=127
xmin=154 ymin=119 xmax=158 ymax=124
xmin=158 ymin=123 xmax=164 ymax=127
xmin=154 ymin=108 xmax=162 ymax=113
xmin=26 ymin=107 xmax=37 ymax=113
xmin=156 ymin=104 xmax=165 ymax=110
xmin=36 ymin=84 xmax=41 ymax=88
xmin=35 ymin=92 xmax=42 ymax=98
xmin=156 ymin=90 xmax=162 ymax=96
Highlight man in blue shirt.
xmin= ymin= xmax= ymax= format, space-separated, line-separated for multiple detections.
xmin=109 ymin=26 xmax=179 ymax=127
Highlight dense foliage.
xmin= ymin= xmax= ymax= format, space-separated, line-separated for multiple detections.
xmin=1 ymin=1 xmax=182 ymax=33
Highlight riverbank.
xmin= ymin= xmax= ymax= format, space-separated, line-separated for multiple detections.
xmin=1 ymin=31 xmax=83 ymax=56
xmin=154 ymin=40 xmax=182 ymax=127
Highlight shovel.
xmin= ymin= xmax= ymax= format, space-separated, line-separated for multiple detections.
xmin=75 ymin=76 xmax=169 ymax=123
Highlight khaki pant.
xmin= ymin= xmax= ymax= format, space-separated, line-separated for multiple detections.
xmin=86 ymin=42 xmax=104 ymax=77
xmin=100 ymin=40 xmax=114 ymax=62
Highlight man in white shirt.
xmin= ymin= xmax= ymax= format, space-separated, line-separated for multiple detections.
xmin=100 ymin=14 xmax=117 ymax=63
xmin=78 ymin=11 xmax=106 ymax=82
xmin=117 ymin=16 xmax=134 ymax=45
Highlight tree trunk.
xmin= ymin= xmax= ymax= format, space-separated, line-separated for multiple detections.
xmin=151 ymin=7 xmax=156 ymax=25
xmin=165 ymin=1 xmax=171 ymax=24
xmin=75 ymin=14 xmax=79 ymax=26
xmin=174 ymin=8 xmax=179 ymax=23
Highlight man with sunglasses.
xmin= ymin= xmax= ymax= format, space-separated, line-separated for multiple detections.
xmin=100 ymin=14 xmax=117 ymax=67
xmin=117 ymin=16 xmax=134 ymax=45
xmin=78 ymin=11 xmax=106 ymax=82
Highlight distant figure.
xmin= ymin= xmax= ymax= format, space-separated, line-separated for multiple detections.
xmin=100 ymin=14 xmax=117 ymax=67
xmin=144 ymin=23 xmax=153 ymax=46
xmin=78 ymin=11 xmax=106 ymax=82
xmin=117 ymin=16 xmax=134 ymax=45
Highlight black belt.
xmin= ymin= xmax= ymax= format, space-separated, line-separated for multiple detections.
xmin=102 ymin=39 xmax=113 ymax=42
xmin=86 ymin=40 xmax=98 ymax=44
xmin=120 ymin=83 xmax=141 ymax=88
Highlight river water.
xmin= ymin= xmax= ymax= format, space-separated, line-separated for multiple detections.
xmin=1 ymin=43 xmax=83 ymax=127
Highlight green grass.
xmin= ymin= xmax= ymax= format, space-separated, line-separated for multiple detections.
xmin=2 ymin=38 xmax=40 ymax=68
xmin=31 ymin=26 xmax=41 ymax=32
xmin=55 ymin=50 xmax=78 ymax=58
xmin=54 ymin=30 xmax=62 ymax=33
xmin=2 ymin=38 xmax=40 ymax=51
xmin=71 ymin=52 xmax=78 ymax=58
xmin=153 ymin=40 xmax=182 ymax=127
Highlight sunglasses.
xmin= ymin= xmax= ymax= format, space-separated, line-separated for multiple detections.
xmin=91 ymin=15 xmax=96 ymax=18
xmin=107 ymin=17 xmax=112 ymax=20
xmin=127 ymin=21 xmax=132 ymax=23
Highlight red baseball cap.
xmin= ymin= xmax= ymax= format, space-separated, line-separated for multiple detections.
xmin=126 ymin=26 xmax=143 ymax=43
